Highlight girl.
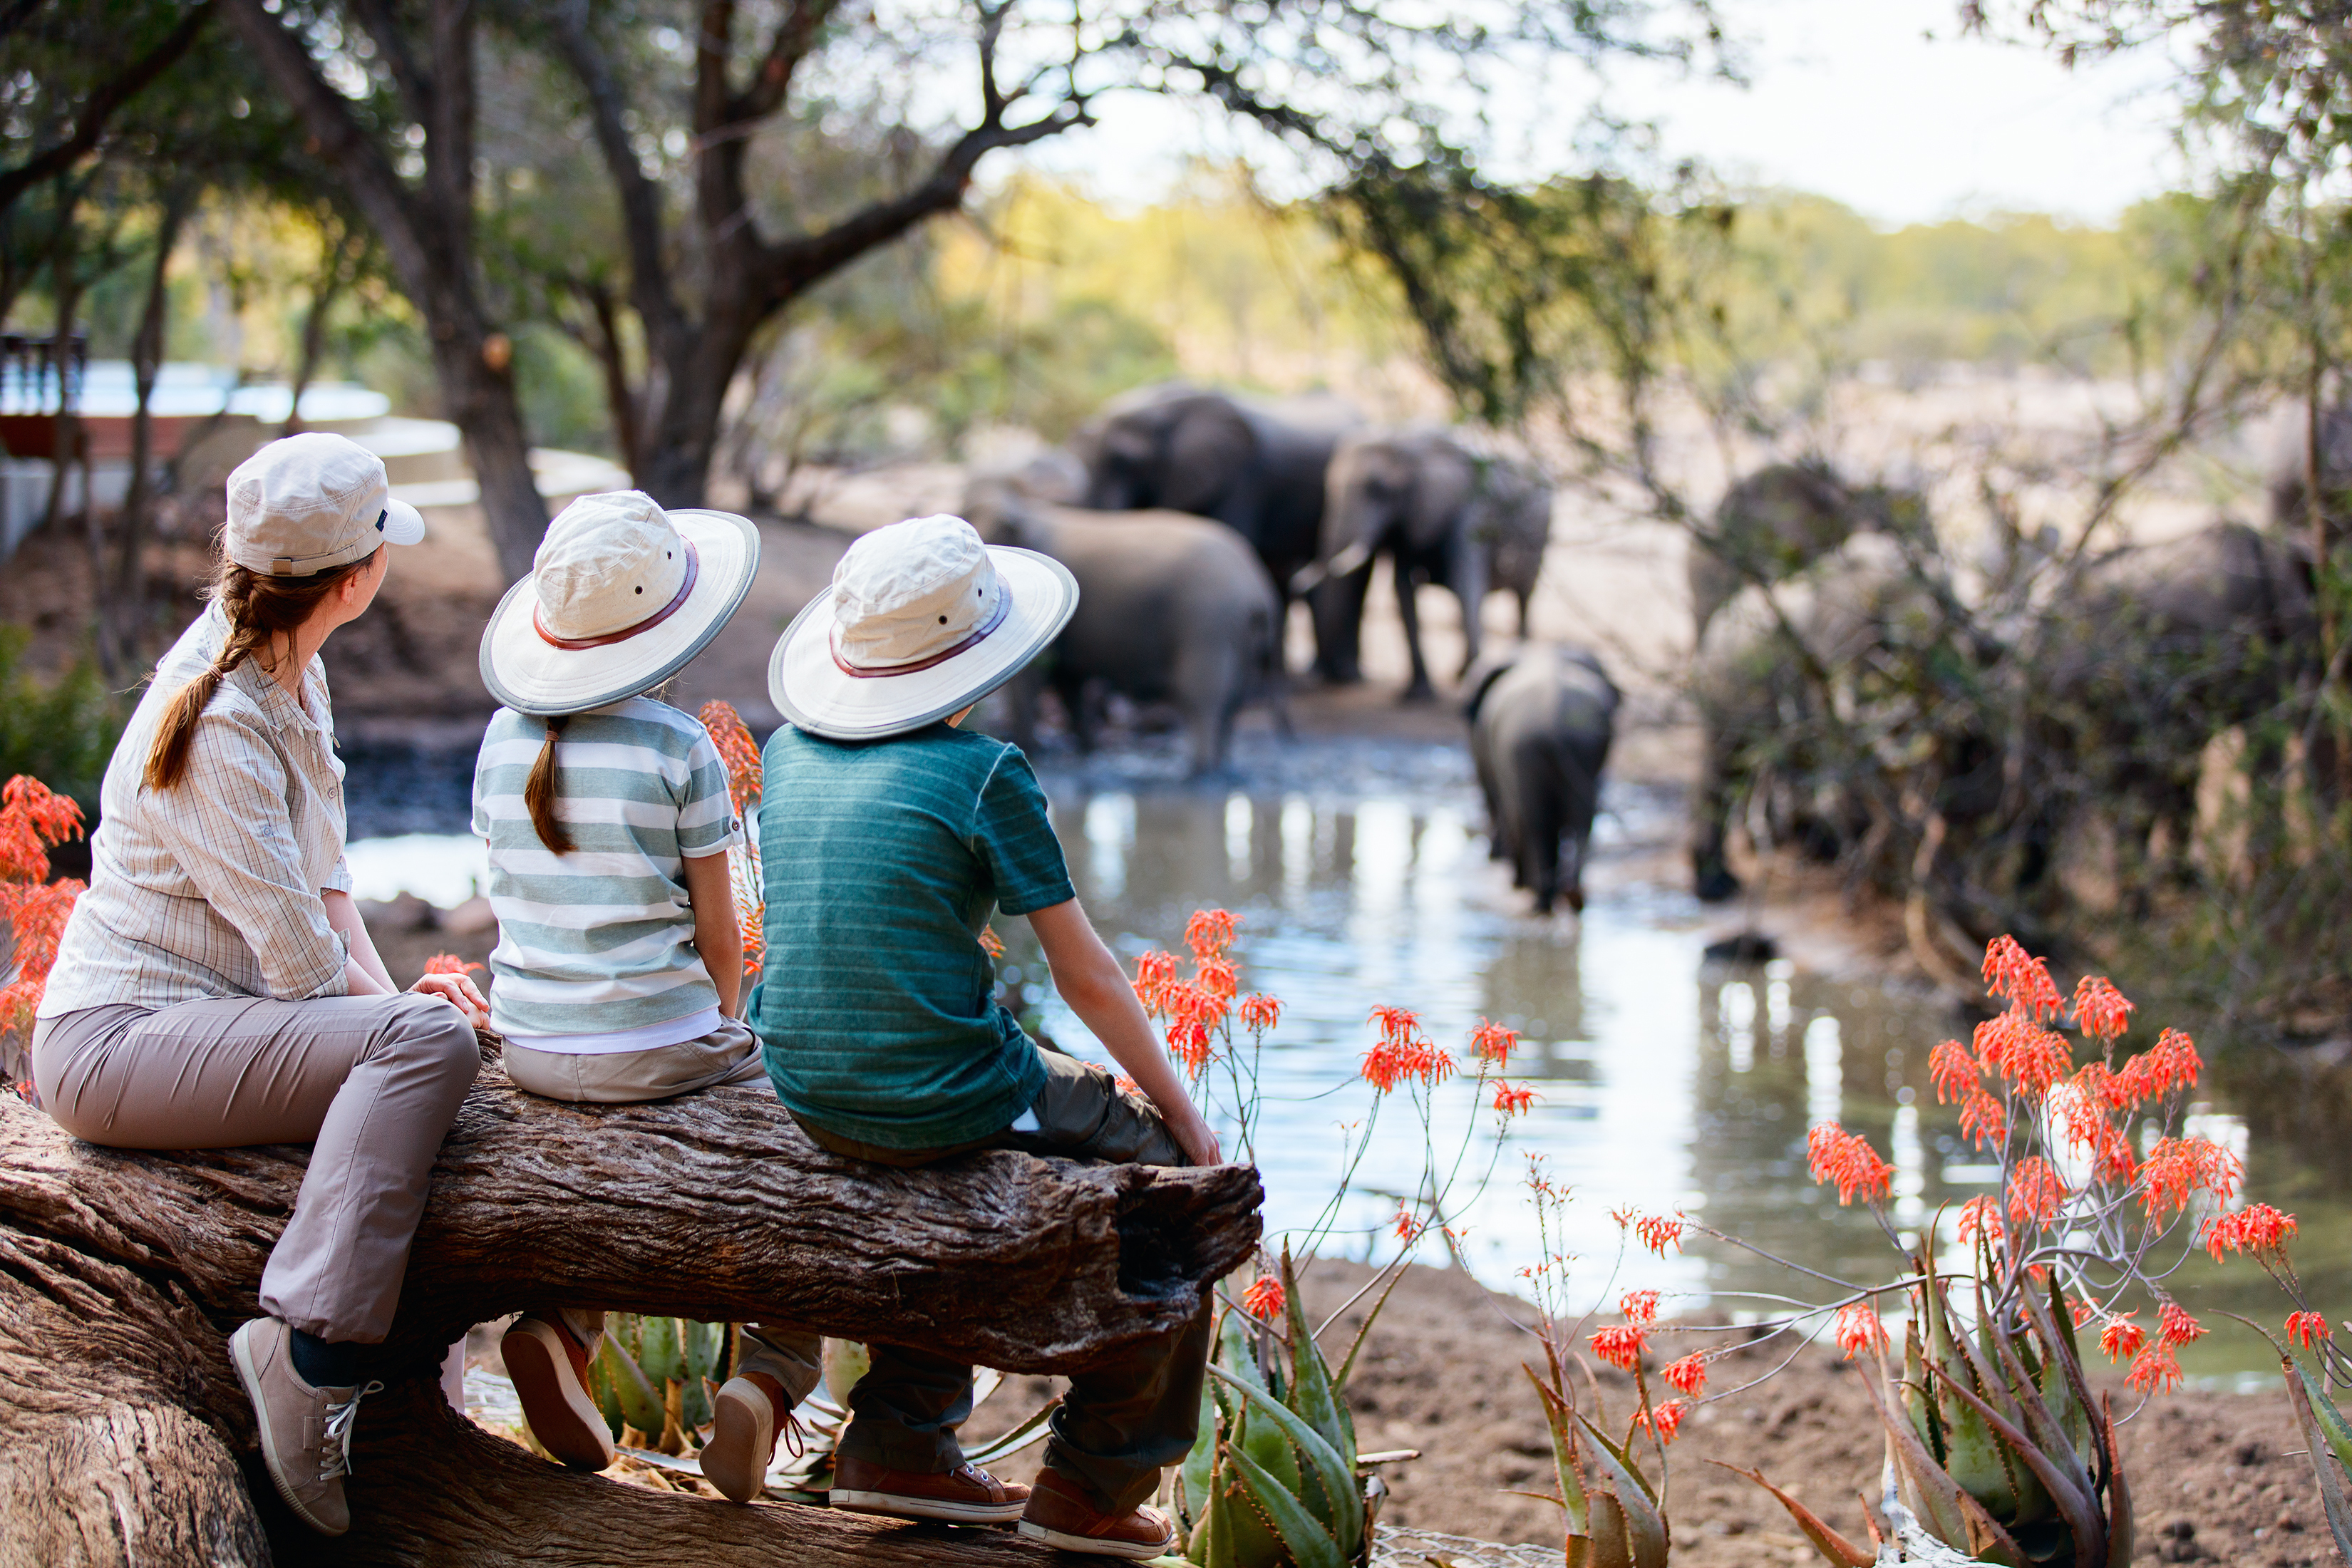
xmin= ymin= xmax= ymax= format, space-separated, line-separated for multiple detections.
xmin=470 ymin=488 xmax=817 ymax=1500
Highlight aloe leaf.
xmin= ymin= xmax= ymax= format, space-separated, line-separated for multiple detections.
xmin=597 ymin=1329 xmax=666 ymax=1437
xmin=2281 ymin=1358 xmax=2352 ymax=1560
xmin=1202 ymin=1457 xmax=1239 ymax=1568
xmin=1209 ymin=1364 xmax=1361 ymax=1562
xmin=1332 ymin=1264 xmax=1409 ymax=1390
xmin=1586 ymin=1490 xmax=1636 ymax=1568
xmin=1855 ymin=1351 xmax=2026 ymax=1565
xmin=2097 ymin=1391 xmax=2132 ymax=1568
xmin=1227 ymin=1440 xmax=1346 ymax=1568
xmin=1281 ymin=1247 xmax=1354 ymax=1468
xmin=684 ymin=1319 xmax=722 ymax=1385
xmin=1707 ymin=1460 xmax=1874 ymax=1566
xmin=637 ymin=1316 xmax=684 ymax=1385
xmin=1974 ymin=1298 xmax=2098 ymax=1512
xmin=585 ymin=1341 xmax=624 ymax=1441
xmin=1178 ymin=1382 xmax=1219 ymax=1530
xmin=2293 ymin=1353 xmax=2352 ymax=1478
xmin=1522 ymin=1365 xmax=1592 ymax=1537
xmin=1927 ymin=1361 xmax=2103 ymax=1567
xmin=1571 ymin=1411 xmax=1668 ymax=1564
xmin=1904 ymin=1317 xmax=1946 ymax=1466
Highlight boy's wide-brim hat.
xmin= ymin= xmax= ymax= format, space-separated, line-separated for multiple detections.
xmin=769 ymin=512 xmax=1076 ymax=741
xmin=480 ymin=490 xmax=760 ymax=716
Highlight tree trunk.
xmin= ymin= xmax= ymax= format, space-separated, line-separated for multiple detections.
xmin=0 ymin=1071 xmax=1261 ymax=1566
xmin=432 ymin=334 xmax=545 ymax=584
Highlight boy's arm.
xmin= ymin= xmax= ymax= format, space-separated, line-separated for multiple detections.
xmin=1028 ymin=898 xmax=1222 ymax=1167
xmin=682 ymin=850 xmax=745 ymax=1018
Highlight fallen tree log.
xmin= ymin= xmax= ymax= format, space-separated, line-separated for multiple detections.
xmin=0 ymin=1070 xmax=1263 ymax=1567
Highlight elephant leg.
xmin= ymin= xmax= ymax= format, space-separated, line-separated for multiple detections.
xmin=1472 ymin=736 xmax=1508 ymax=863
xmin=1558 ymin=738 xmax=1609 ymax=914
xmin=1692 ymin=722 xmax=1743 ymax=903
xmin=1314 ymin=569 xmax=1373 ymax=685
xmin=1450 ymin=530 xmax=1491 ymax=681
xmin=1516 ymin=755 xmax=1563 ymax=914
xmin=1003 ymin=663 xmax=1046 ymax=755
xmin=1516 ymin=587 xmax=1532 ymax=640
xmin=1059 ymin=673 xmax=1101 ymax=753
xmin=1396 ymin=555 xmax=1435 ymax=702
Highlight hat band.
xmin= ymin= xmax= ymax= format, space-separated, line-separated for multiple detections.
xmin=831 ymin=581 xmax=1013 ymax=679
xmin=533 ymin=536 xmax=701 ymax=650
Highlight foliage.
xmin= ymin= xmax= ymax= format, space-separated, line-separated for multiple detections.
xmin=582 ymin=1314 xmax=729 ymax=1457
xmin=0 ymin=629 xmax=124 ymax=814
xmin=1587 ymin=939 xmax=2258 ymax=1567
xmin=0 ymin=776 xmax=86 ymax=1068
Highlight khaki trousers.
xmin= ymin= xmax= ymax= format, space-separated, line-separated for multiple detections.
xmin=31 ymin=994 xmax=481 ymax=1343
xmin=503 ymin=1017 xmax=765 ymax=1103
xmin=793 ymin=1047 xmax=1209 ymax=1514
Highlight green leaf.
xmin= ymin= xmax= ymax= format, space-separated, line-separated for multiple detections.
xmin=1855 ymin=1353 xmax=2026 ymax=1566
xmin=1708 ymin=1461 xmax=1873 ymax=1566
xmin=966 ymin=1394 xmax=1063 ymax=1466
xmin=1332 ymin=1265 xmax=1408 ymax=1391
xmin=1280 ymin=1247 xmax=1355 ymax=1470
xmin=585 ymin=1340 xmax=624 ymax=1441
xmin=597 ymin=1329 xmax=666 ymax=1437
xmin=1208 ymin=1364 xmax=1361 ymax=1562
xmin=2281 ymin=1358 xmax=2352 ymax=1561
xmin=684 ymin=1319 xmax=723 ymax=1385
xmin=680 ymin=1371 xmax=712 ymax=1431
xmin=1927 ymin=1363 xmax=2103 ymax=1568
xmin=1178 ymin=1382 xmax=1218 ymax=1530
xmin=1522 ymin=1365 xmax=1592 ymax=1538
xmin=640 ymin=1316 xmax=684 ymax=1385
xmin=1571 ymin=1411 xmax=1669 ymax=1567
xmin=1227 ymin=1442 xmax=1346 ymax=1568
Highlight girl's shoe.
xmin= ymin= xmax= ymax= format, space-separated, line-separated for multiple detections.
xmin=500 ymin=1313 xmax=615 ymax=1472
xmin=701 ymin=1371 xmax=795 ymax=1503
xmin=830 ymin=1455 xmax=1030 ymax=1523
xmin=1016 ymin=1470 xmax=1180 ymax=1559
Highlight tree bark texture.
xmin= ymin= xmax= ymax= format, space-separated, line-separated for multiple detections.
xmin=0 ymin=1073 xmax=1262 ymax=1566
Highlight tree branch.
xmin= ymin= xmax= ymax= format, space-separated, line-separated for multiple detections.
xmin=728 ymin=0 xmax=842 ymax=123
xmin=0 ymin=0 xmax=215 ymax=218
xmin=348 ymin=0 xmax=437 ymax=124
xmin=549 ymin=0 xmax=688 ymax=352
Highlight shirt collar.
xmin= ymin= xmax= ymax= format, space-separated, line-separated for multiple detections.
xmin=205 ymin=601 xmax=325 ymax=734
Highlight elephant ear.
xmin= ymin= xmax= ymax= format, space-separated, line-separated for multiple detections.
xmin=1461 ymin=652 xmax=1518 ymax=721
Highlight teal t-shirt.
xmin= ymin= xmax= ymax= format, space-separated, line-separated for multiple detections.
xmin=750 ymin=722 xmax=1073 ymax=1150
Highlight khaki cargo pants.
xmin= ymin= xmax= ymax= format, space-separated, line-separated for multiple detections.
xmin=792 ymin=1046 xmax=1211 ymax=1515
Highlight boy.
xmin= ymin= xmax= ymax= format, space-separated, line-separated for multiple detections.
xmin=747 ymin=514 xmax=1221 ymax=1559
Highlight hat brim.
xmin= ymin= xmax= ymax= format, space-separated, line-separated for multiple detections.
xmin=478 ymin=507 xmax=760 ymax=716
xmin=769 ymin=546 xmax=1077 ymax=741
xmin=381 ymin=495 xmax=427 ymax=547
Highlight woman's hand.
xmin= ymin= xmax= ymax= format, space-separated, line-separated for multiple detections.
xmin=412 ymin=971 xmax=489 ymax=1030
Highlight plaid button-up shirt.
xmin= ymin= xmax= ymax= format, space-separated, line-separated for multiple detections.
xmin=38 ymin=602 xmax=355 ymax=1016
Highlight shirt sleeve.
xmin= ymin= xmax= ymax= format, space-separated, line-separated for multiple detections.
xmin=149 ymin=713 xmax=350 ymax=1001
xmin=674 ymin=727 xmax=745 ymax=859
xmin=971 ymin=744 xmax=1076 ymax=917
xmin=324 ymin=855 xmax=354 ymax=894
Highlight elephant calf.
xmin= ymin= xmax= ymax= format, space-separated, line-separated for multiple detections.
xmin=966 ymin=482 xmax=1287 ymax=777
xmin=1465 ymin=646 xmax=1619 ymax=914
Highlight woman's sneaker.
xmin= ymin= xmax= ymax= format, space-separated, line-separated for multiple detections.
xmin=228 ymin=1317 xmax=383 ymax=1537
xmin=701 ymin=1371 xmax=795 ymax=1503
xmin=500 ymin=1313 xmax=615 ymax=1471
xmin=830 ymin=1454 xmax=1030 ymax=1523
xmin=1017 ymin=1470 xmax=1180 ymax=1559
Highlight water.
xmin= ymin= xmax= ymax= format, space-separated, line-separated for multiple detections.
xmin=346 ymin=735 xmax=2347 ymax=1380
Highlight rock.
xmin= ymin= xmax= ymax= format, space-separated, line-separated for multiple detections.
xmin=442 ymin=896 xmax=497 ymax=937
xmin=359 ymin=891 xmax=440 ymax=933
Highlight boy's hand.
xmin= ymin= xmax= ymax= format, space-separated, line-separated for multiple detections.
xmin=1169 ymin=1106 xmax=1222 ymax=1168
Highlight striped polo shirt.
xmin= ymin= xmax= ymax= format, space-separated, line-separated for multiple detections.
xmin=471 ymin=698 xmax=743 ymax=1045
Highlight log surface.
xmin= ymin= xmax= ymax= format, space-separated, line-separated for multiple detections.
xmin=0 ymin=1072 xmax=1262 ymax=1566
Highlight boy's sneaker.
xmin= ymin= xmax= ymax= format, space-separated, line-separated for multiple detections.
xmin=701 ymin=1371 xmax=795 ymax=1503
xmin=830 ymin=1454 xmax=1030 ymax=1524
xmin=500 ymin=1313 xmax=615 ymax=1472
xmin=1017 ymin=1470 xmax=1180 ymax=1559
xmin=228 ymin=1316 xmax=383 ymax=1537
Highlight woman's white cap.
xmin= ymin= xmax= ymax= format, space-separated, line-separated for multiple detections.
xmin=768 ymin=513 xmax=1076 ymax=741
xmin=226 ymin=432 xmax=425 ymax=577
xmin=479 ymin=490 xmax=760 ymax=716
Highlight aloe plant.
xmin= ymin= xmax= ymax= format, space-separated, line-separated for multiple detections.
xmin=1172 ymin=1247 xmax=1400 ymax=1568
xmin=2266 ymin=1338 xmax=2352 ymax=1561
xmin=1736 ymin=1244 xmax=2134 ymax=1568
xmin=1517 ymin=1334 xmax=1672 ymax=1568
xmin=580 ymin=1314 xmax=728 ymax=1455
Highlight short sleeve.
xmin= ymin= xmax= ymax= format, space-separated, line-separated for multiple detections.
xmin=971 ymin=745 xmax=1074 ymax=917
xmin=324 ymin=855 xmax=354 ymax=894
xmin=675 ymin=726 xmax=745 ymax=858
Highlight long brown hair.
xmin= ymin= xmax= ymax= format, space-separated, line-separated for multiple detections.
xmin=524 ymin=716 xmax=573 ymax=855
xmin=143 ymin=550 xmax=381 ymax=791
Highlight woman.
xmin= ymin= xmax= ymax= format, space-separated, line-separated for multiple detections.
xmin=29 ymin=433 xmax=489 ymax=1539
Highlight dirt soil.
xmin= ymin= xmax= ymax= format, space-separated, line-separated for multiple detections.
xmin=954 ymin=1262 xmax=2323 ymax=1567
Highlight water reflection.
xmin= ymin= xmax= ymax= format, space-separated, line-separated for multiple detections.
xmin=344 ymin=762 xmax=2339 ymax=1372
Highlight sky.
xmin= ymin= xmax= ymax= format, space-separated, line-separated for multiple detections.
xmin=1010 ymin=0 xmax=2193 ymax=229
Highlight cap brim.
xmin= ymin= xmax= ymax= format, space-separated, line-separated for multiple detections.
xmin=478 ymin=507 xmax=760 ymax=716
xmin=768 ymin=547 xmax=1078 ymax=741
xmin=381 ymin=495 xmax=427 ymax=547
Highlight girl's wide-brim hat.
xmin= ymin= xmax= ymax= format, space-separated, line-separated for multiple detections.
xmin=480 ymin=490 xmax=760 ymax=716
xmin=770 ymin=512 xmax=1076 ymax=741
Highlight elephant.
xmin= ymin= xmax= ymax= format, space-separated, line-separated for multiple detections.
xmin=1688 ymin=462 xmax=1925 ymax=639
xmin=1688 ymin=533 xmax=1948 ymax=902
xmin=964 ymin=478 xmax=1288 ymax=778
xmin=2266 ymin=404 xmax=2352 ymax=543
xmin=2029 ymin=520 xmax=2319 ymax=874
xmin=1068 ymin=383 xmax=1358 ymax=663
xmin=1301 ymin=428 xmax=1554 ymax=698
xmin=1465 ymin=644 xmax=1619 ymax=915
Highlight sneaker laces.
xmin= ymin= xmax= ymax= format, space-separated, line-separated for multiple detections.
xmin=318 ymin=1380 xmax=385 ymax=1484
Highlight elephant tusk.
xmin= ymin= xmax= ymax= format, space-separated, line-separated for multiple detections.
xmin=1290 ymin=562 xmax=1327 ymax=593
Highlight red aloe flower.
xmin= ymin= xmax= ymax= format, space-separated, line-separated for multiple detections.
xmin=2126 ymin=1342 xmax=2182 ymax=1394
xmin=2138 ymin=1136 xmax=2242 ymax=1221
xmin=2203 ymin=1202 xmax=2298 ymax=1262
xmin=2100 ymin=1313 xmax=2146 ymax=1363
xmin=2157 ymin=1302 xmax=2204 ymax=1347
xmin=2072 ymin=976 xmax=2134 ymax=1042
xmin=0 ymin=775 xmax=83 ymax=882
xmin=1619 ymin=1289 xmax=1661 ymax=1325
xmin=1835 ymin=1302 xmax=1887 ymax=1358
xmin=697 ymin=701 xmax=763 ymax=815
xmin=1133 ymin=950 xmax=1180 ymax=1014
xmin=1185 ymin=908 xmax=1239 ymax=962
xmin=1238 ymin=992 xmax=1282 ymax=1032
xmin=1591 ymin=1323 xmax=1649 ymax=1371
xmin=1661 ymin=1352 xmax=1708 ymax=1396
xmin=1958 ymin=1086 xmax=2007 ymax=1151
xmin=1631 ymin=1399 xmax=1686 ymax=1445
xmin=1956 ymin=1194 xmax=2005 ymax=1247
xmin=1976 ymin=1009 xmax=2071 ymax=1096
xmin=1197 ymin=956 xmax=1239 ymax=1001
xmin=1242 ymin=1273 xmax=1285 ymax=1321
xmin=2289 ymin=1311 xmax=2332 ymax=1350
xmin=1393 ymin=1205 xmax=1428 ymax=1245
xmin=1929 ymin=1038 xmax=1979 ymax=1103
xmin=420 ymin=953 xmax=485 ymax=978
xmin=1981 ymin=935 xmax=2061 ymax=1019
xmin=1469 ymin=1018 xmax=1520 ymax=1064
xmin=1805 ymin=1123 xmax=1894 ymax=1206
xmin=2006 ymin=1157 xmax=2068 ymax=1229
xmin=1629 ymin=1211 xmax=1686 ymax=1256
xmin=2069 ymin=1295 xmax=2100 ymax=1329
xmin=1369 ymin=1004 xmax=1421 ymax=1044
xmin=1492 ymin=1081 xmax=1538 ymax=1116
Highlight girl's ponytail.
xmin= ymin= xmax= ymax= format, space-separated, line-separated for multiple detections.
xmin=142 ymin=549 xmax=381 ymax=791
xmin=525 ymin=716 xmax=573 ymax=855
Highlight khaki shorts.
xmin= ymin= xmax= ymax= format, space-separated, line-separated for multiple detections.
xmin=502 ymin=1016 xmax=765 ymax=1104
